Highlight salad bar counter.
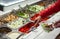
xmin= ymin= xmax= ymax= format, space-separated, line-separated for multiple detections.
xmin=0 ymin=0 xmax=60 ymax=39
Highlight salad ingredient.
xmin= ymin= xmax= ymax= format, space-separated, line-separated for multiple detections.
xmin=4 ymin=14 xmax=18 ymax=22
xmin=28 ymin=5 xmax=44 ymax=12
xmin=7 ymin=32 xmax=20 ymax=39
xmin=7 ymin=18 xmax=29 ymax=29
xmin=0 ymin=27 xmax=12 ymax=34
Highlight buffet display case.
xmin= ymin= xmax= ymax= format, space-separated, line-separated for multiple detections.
xmin=0 ymin=0 xmax=60 ymax=39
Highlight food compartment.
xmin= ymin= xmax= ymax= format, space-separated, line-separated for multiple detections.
xmin=7 ymin=17 xmax=30 ymax=29
xmin=0 ymin=11 xmax=18 ymax=26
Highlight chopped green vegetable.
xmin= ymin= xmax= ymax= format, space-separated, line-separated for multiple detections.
xmin=28 ymin=5 xmax=44 ymax=12
xmin=41 ymin=23 xmax=52 ymax=32
xmin=17 ymin=12 xmax=29 ymax=18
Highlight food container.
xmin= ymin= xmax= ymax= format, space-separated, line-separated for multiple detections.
xmin=27 ymin=5 xmax=45 ymax=12
xmin=7 ymin=17 xmax=30 ymax=29
xmin=41 ymin=22 xmax=54 ymax=32
xmin=0 ymin=26 xmax=12 ymax=34
xmin=16 ymin=8 xmax=35 ymax=19
xmin=0 ymin=11 xmax=18 ymax=26
xmin=6 ymin=31 xmax=21 ymax=39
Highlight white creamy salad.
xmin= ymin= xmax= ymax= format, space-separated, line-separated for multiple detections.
xmin=6 ymin=32 xmax=20 ymax=39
